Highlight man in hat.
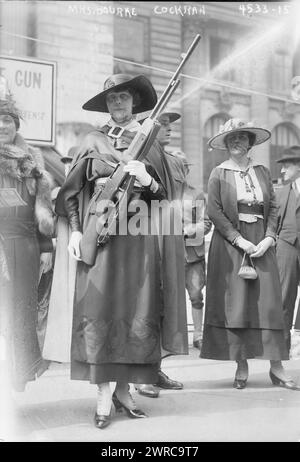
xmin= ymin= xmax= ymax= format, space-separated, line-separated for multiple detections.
xmin=157 ymin=112 xmax=212 ymax=350
xmin=178 ymin=152 xmax=212 ymax=351
xmin=136 ymin=112 xmax=211 ymax=399
xmin=157 ymin=112 xmax=211 ymax=352
xmin=276 ymin=145 xmax=300 ymax=352
xmin=42 ymin=147 xmax=78 ymax=363
xmin=135 ymin=111 xmax=185 ymax=398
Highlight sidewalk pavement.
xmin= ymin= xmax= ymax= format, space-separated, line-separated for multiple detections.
xmin=2 ymin=347 xmax=300 ymax=443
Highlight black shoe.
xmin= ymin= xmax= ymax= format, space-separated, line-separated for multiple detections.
xmin=233 ymin=378 xmax=247 ymax=389
xmin=269 ymin=370 xmax=300 ymax=390
xmin=135 ymin=384 xmax=160 ymax=398
xmin=155 ymin=370 xmax=183 ymax=390
xmin=112 ymin=393 xmax=147 ymax=418
xmin=193 ymin=340 xmax=202 ymax=350
xmin=94 ymin=412 xmax=111 ymax=429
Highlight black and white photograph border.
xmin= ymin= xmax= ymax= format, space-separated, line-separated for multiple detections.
xmin=1 ymin=0 xmax=300 ymax=444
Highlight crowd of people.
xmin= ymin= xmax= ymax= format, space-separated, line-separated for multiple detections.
xmin=1 ymin=72 xmax=300 ymax=430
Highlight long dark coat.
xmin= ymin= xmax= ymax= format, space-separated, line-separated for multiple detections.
xmin=0 ymin=136 xmax=54 ymax=390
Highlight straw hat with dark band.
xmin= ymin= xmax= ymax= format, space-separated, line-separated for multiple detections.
xmin=208 ymin=118 xmax=271 ymax=151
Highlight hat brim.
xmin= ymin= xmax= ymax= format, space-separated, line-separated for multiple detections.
xmin=208 ymin=127 xmax=271 ymax=150
xmin=276 ymin=156 xmax=300 ymax=163
xmin=82 ymin=75 xmax=157 ymax=114
xmin=138 ymin=111 xmax=181 ymax=124
xmin=161 ymin=112 xmax=181 ymax=123
xmin=60 ymin=156 xmax=73 ymax=164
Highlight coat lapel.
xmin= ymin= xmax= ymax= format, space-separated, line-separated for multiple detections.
xmin=276 ymin=185 xmax=291 ymax=233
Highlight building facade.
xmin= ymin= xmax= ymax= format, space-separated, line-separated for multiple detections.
xmin=1 ymin=1 xmax=300 ymax=189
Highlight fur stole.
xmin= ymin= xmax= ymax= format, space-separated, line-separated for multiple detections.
xmin=0 ymin=133 xmax=55 ymax=237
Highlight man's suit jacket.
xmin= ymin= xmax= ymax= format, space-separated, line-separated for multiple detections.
xmin=183 ymin=186 xmax=212 ymax=263
xmin=276 ymin=183 xmax=300 ymax=246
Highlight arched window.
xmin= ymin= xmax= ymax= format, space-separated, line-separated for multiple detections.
xmin=270 ymin=123 xmax=300 ymax=180
xmin=202 ymin=113 xmax=230 ymax=192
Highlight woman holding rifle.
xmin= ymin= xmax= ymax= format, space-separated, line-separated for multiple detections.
xmin=54 ymin=74 xmax=188 ymax=429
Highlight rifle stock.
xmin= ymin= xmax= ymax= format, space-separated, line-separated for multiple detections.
xmin=96 ymin=121 xmax=162 ymax=247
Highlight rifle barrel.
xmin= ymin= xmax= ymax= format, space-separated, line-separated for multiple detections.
xmin=149 ymin=34 xmax=201 ymax=120
xmin=158 ymin=79 xmax=180 ymax=115
xmin=173 ymin=34 xmax=201 ymax=81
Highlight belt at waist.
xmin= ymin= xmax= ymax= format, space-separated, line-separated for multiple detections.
xmin=0 ymin=219 xmax=36 ymax=240
xmin=237 ymin=202 xmax=264 ymax=215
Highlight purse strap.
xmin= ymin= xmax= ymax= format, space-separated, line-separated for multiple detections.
xmin=248 ymin=255 xmax=255 ymax=268
xmin=241 ymin=252 xmax=246 ymax=266
xmin=241 ymin=252 xmax=256 ymax=268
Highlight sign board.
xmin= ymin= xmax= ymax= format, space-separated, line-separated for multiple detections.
xmin=0 ymin=55 xmax=56 ymax=146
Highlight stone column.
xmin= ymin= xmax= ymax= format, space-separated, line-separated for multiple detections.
xmin=182 ymin=20 xmax=206 ymax=190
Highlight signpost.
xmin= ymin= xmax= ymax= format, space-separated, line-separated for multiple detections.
xmin=0 ymin=55 xmax=56 ymax=146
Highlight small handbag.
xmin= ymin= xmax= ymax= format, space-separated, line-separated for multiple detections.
xmin=238 ymin=252 xmax=257 ymax=280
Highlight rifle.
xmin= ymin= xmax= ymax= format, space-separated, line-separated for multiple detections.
xmin=80 ymin=34 xmax=201 ymax=265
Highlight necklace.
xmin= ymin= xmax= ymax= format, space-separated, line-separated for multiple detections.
xmin=239 ymin=169 xmax=257 ymax=202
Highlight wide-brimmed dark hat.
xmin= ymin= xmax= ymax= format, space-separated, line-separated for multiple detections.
xmin=208 ymin=118 xmax=271 ymax=151
xmin=276 ymin=145 xmax=300 ymax=164
xmin=82 ymin=74 xmax=157 ymax=114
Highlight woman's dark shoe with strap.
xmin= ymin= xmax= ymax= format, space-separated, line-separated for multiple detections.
xmin=269 ymin=370 xmax=300 ymax=390
xmin=112 ymin=393 xmax=147 ymax=418
xmin=233 ymin=378 xmax=247 ymax=389
xmin=94 ymin=412 xmax=111 ymax=429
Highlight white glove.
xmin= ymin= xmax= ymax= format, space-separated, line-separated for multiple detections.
xmin=123 ymin=160 xmax=152 ymax=187
xmin=235 ymin=236 xmax=257 ymax=254
xmin=251 ymin=237 xmax=274 ymax=258
xmin=68 ymin=231 xmax=82 ymax=261
xmin=39 ymin=252 xmax=53 ymax=274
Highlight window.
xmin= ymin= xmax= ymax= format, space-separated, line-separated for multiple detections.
xmin=270 ymin=123 xmax=300 ymax=180
xmin=272 ymin=51 xmax=291 ymax=92
xmin=209 ymin=37 xmax=235 ymax=82
xmin=114 ymin=17 xmax=150 ymax=76
xmin=202 ymin=113 xmax=231 ymax=192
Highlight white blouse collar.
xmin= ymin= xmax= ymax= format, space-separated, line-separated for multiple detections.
xmin=216 ymin=158 xmax=262 ymax=172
